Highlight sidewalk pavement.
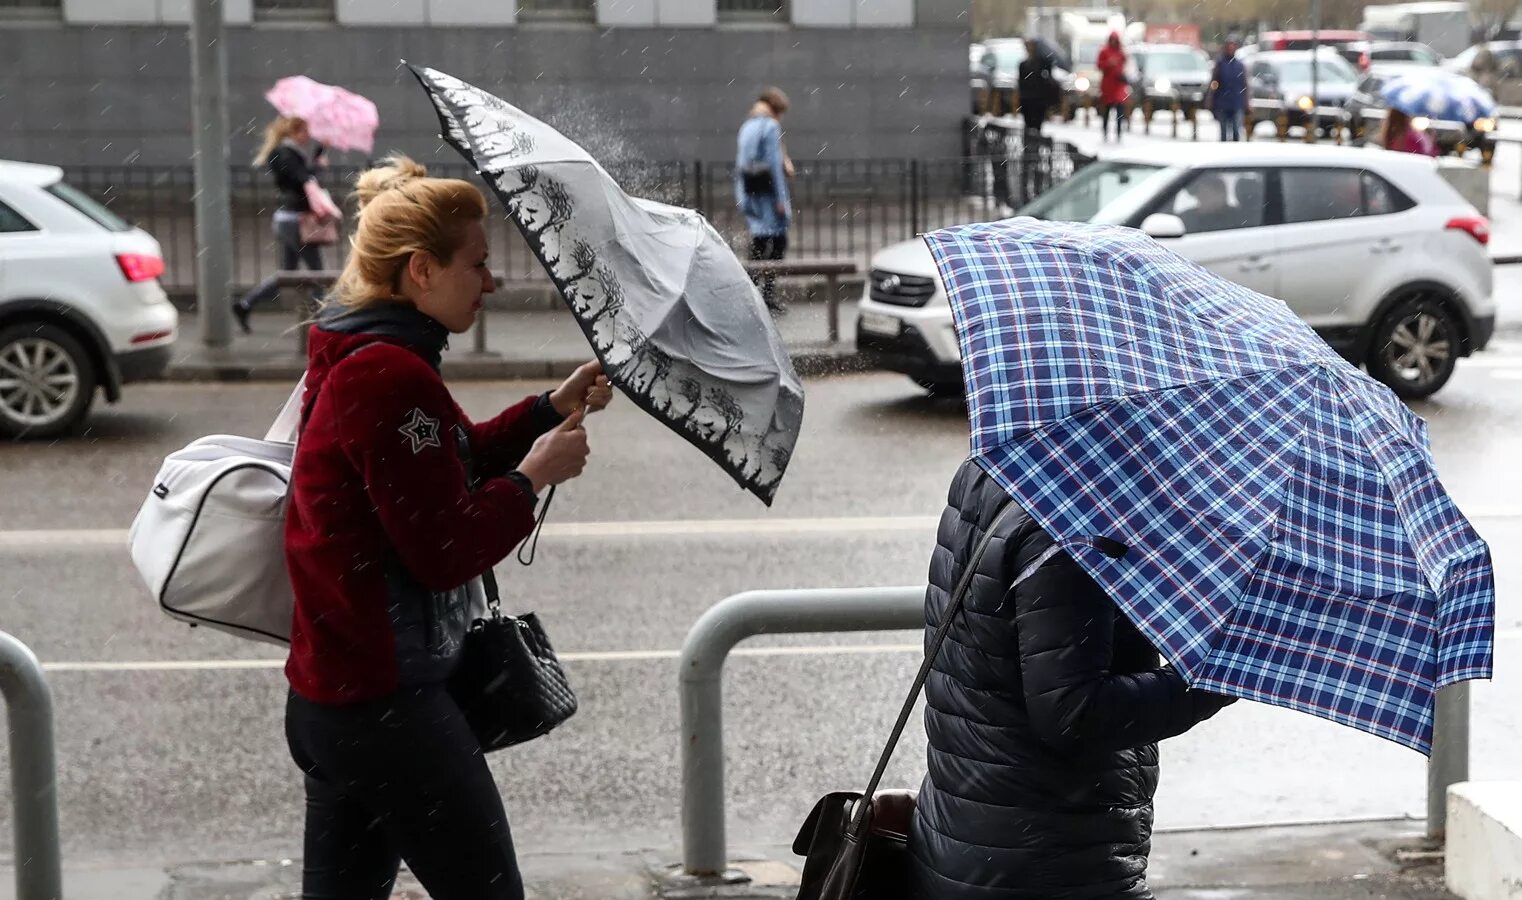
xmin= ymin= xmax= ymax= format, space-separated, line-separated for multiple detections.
xmin=164 ymin=297 xmax=864 ymax=383
xmin=0 ymin=818 xmax=1457 ymax=899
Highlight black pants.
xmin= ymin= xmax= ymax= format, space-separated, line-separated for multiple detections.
xmin=749 ymin=234 xmax=788 ymax=309
xmin=285 ymin=686 xmax=524 ymax=900
xmin=235 ymin=216 xmax=324 ymax=313
xmin=1103 ymin=103 xmax=1127 ymax=139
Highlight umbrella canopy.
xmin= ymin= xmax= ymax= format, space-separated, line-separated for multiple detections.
xmin=1380 ymin=70 xmax=1497 ymax=125
xmin=265 ymin=76 xmax=380 ymax=154
xmin=408 ymin=64 xmax=803 ymax=505
xmin=926 ymin=217 xmax=1494 ymax=754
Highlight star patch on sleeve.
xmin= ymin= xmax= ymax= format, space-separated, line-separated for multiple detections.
xmin=398 ymin=408 xmax=443 ymax=454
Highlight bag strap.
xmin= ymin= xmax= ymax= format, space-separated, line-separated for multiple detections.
xmin=847 ymin=504 xmax=1060 ymax=835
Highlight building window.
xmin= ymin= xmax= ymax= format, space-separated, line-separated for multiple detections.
xmin=254 ymin=0 xmax=334 ymax=22
xmin=518 ymin=0 xmax=594 ymax=19
xmin=717 ymin=0 xmax=787 ymax=21
xmin=0 ymin=0 xmax=62 ymax=20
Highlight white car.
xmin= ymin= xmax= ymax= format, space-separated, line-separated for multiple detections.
xmin=0 ymin=160 xmax=177 ymax=437
xmin=858 ymin=143 xmax=1494 ymax=400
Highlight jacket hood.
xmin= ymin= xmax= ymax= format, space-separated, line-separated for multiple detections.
xmin=304 ymin=302 xmax=450 ymax=399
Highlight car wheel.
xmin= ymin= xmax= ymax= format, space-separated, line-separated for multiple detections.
xmin=913 ymin=376 xmax=965 ymax=398
xmin=1365 ymin=298 xmax=1459 ymax=400
xmin=0 ymin=323 xmax=98 ymax=439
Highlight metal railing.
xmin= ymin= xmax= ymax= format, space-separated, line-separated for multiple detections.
xmin=60 ymin=149 xmax=1086 ymax=296
xmin=676 ymin=587 xmax=1473 ymax=877
xmin=0 ymin=631 xmax=62 ymax=900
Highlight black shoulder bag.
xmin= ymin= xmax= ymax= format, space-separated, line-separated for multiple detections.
xmin=792 ymin=505 xmax=1102 ymax=899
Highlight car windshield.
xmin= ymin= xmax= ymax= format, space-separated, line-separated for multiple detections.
xmin=46 ymin=181 xmax=131 ymax=232
xmin=1273 ymin=57 xmax=1358 ymax=83
xmin=1017 ymin=161 xmax=1174 ymax=224
xmin=989 ymin=43 xmax=1027 ymax=71
xmin=1142 ymin=50 xmax=1207 ymax=73
xmin=1073 ymin=39 xmax=1103 ymax=66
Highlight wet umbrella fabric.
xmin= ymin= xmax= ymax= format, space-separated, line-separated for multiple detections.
xmin=1380 ymin=70 xmax=1497 ymax=124
xmin=409 ymin=65 xmax=802 ymax=505
xmin=265 ymin=76 xmax=380 ymax=154
xmin=925 ymin=218 xmax=1493 ymax=754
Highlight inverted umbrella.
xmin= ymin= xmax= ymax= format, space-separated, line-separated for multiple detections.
xmin=1381 ymin=70 xmax=1497 ymax=125
xmin=265 ymin=75 xmax=380 ymax=154
xmin=409 ymin=64 xmax=803 ymax=505
xmin=926 ymin=217 xmax=1493 ymax=754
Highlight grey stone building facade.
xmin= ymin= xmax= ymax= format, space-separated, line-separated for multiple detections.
xmin=0 ymin=0 xmax=971 ymax=168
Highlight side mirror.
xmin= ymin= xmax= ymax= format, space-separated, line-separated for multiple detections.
xmin=1142 ymin=213 xmax=1187 ymax=239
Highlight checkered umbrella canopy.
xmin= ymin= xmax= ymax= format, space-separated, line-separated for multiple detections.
xmin=926 ymin=218 xmax=1494 ymax=754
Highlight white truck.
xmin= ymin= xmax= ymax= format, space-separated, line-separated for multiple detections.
xmin=1359 ymin=2 xmax=1472 ymax=57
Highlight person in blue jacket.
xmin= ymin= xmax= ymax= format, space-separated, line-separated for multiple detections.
xmin=735 ymin=87 xmax=793 ymax=313
xmin=1209 ymin=37 xmax=1250 ymax=142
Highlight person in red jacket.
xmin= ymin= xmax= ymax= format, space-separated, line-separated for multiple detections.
xmin=283 ymin=155 xmax=612 ymax=900
xmin=1098 ymin=32 xmax=1131 ymax=142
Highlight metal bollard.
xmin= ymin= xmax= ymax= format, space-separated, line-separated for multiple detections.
xmin=472 ymin=305 xmax=488 ymax=354
xmin=1427 ymin=683 xmax=1470 ymax=840
xmin=0 ymin=631 xmax=63 ymax=900
xmin=1143 ymin=100 xmax=1153 ymax=135
xmin=678 ymin=586 xmax=926 ymax=877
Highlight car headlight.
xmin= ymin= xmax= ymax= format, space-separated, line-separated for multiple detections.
xmin=1296 ymin=95 xmax=1315 ymax=111
xmin=1154 ymin=78 xmax=1172 ymax=93
xmin=1075 ymin=76 xmax=1091 ymax=92
xmin=1413 ymin=116 xmax=1431 ymax=131
xmin=1475 ymin=117 xmax=1497 ymax=132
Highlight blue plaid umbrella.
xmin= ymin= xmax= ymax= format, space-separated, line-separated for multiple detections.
xmin=1381 ymin=70 xmax=1497 ymax=125
xmin=926 ymin=218 xmax=1494 ymax=754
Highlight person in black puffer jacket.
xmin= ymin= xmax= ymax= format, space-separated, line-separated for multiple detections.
xmin=910 ymin=460 xmax=1235 ymax=899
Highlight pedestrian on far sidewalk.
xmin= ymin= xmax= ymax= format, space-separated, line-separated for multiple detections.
xmin=231 ymin=116 xmax=339 ymax=334
xmin=1017 ymin=39 xmax=1059 ymax=136
xmin=1098 ymin=32 xmax=1131 ymax=141
xmin=1208 ymin=37 xmax=1249 ymax=142
xmin=736 ymin=86 xmax=793 ymax=313
xmin=1382 ymin=108 xmax=1439 ymax=156
xmin=908 ymin=462 xmax=1236 ymax=899
xmin=283 ymin=154 xmax=613 ymax=900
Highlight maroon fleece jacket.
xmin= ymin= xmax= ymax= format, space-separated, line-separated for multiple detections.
xmin=285 ymin=323 xmax=551 ymax=704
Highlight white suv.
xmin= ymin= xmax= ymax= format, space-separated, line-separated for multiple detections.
xmin=858 ymin=143 xmax=1495 ymax=400
xmin=0 ymin=160 xmax=177 ymax=437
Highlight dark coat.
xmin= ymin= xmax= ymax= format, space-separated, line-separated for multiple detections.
xmin=1017 ymin=55 xmax=1059 ymax=114
xmin=909 ymin=460 xmax=1233 ymax=900
xmin=1210 ymin=55 xmax=1249 ymax=114
xmin=266 ymin=143 xmax=318 ymax=213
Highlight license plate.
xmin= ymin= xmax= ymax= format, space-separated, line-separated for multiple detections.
xmin=860 ymin=312 xmax=902 ymax=337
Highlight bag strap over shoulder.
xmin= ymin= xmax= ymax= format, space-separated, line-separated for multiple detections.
xmin=848 ymin=504 xmax=1061 ymax=835
xmin=264 ymin=341 xmax=387 ymax=447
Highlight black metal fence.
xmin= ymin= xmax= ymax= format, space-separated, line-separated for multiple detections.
xmin=62 ymin=138 xmax=1086 ymax=294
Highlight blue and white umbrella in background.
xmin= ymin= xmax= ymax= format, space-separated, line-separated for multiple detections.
xmin=1381 ymin=70 xmax=1497 ymax=125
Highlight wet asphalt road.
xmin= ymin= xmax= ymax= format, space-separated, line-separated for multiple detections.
xmin=1 ymin=359 xmax=1521 ymax=870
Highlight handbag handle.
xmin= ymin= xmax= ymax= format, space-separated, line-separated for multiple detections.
xmin=848 ymin=504 xmax=1061 ymax=836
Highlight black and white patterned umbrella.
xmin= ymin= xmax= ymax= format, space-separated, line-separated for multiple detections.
xmin=409 ymin=64 xmax=803 ymax=505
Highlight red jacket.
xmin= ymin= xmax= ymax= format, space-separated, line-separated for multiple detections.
xmin=284 ymin=305 xmax=558 ymax=704
xmin=1098 ymin=44 xmax=1131 ymax=106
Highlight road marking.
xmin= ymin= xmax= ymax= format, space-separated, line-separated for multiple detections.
xmin=34 ymin=631 xmax=1522 ymax=673
xmin=0 ymin=516 xmax=944 ymax=549
xmin=40 ymin=643 xmax=926 ymax=673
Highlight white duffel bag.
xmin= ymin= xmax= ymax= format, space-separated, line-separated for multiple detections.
xmin=128 ymin=380 xmax=309 ymax=645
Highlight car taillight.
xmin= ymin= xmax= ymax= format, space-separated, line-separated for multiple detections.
xmin=1445 ymin=216 xmax=1490 ymax=246
xmin=116 ymin=253 xmax=164 ymax=283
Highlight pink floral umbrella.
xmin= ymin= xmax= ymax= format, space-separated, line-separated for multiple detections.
xmin=265 ymin=76 xmax=379 ymax=154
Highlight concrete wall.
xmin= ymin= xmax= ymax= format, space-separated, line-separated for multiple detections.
xmin=0 ymin=0 xmax=969 ymax=167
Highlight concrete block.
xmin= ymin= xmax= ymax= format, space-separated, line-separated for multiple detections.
xmin=336 ymin=0 xmax=426 ymax=25
xmin=430 ymin=0 xmax=517 ymax=25
xmin=1437 ymin=157 xmax=1491 ymax=216
xmin=791 ymin=0 xmax=850 ymax=27
xmin=657 ymin=0 xmax=713 ymax=26
xmin=157 ymin=0 xmax=253 ymax=24
xmin=597 ymin=0 xmax=656 ymax=26
xmin=855 ymin=0 xmax=914 ymax=27
xmin=62 ymin=0 xmax=155 ymax=25
xmin=1446 ymin=782 xmax=1522 ymax=900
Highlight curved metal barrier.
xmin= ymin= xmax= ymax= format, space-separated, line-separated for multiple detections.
xmin=0 ymin=631 xmax=62 ymax=900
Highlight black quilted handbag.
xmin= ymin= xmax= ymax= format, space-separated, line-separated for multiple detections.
xmin=448 ymin=567 xmax=577 ymax=753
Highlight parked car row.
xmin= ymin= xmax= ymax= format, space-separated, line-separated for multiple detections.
xmin=858 ymin=143 xmax=1493 ymax=401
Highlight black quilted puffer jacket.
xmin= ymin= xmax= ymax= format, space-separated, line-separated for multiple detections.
xmin=909 ymin=461 xmax=1234 ymax=900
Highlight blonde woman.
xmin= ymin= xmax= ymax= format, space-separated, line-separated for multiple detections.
xmin=282 ymin=155 xmax=611 ymax=899
xmin=232 ymin=116 xmax=335 ymax=333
